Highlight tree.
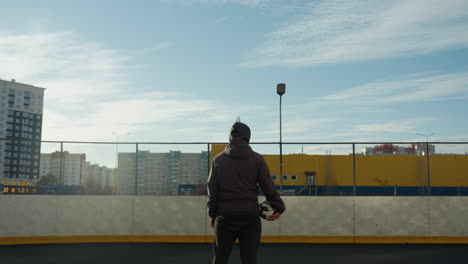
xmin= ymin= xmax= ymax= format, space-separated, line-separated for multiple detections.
xmin=102 ymin=186 xmax=115 ymax=195
xmin=37 ymin=173 xmax=59 ymax=186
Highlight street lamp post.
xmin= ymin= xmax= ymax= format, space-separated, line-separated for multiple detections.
xmin=416 ymin=132 xmax=434 ymax=196
xmin=416 ymin=133 xmax=434 ymax=146
xmin=112 ymin=132 xmax=130 ymax=194
xmin=277 ymin=83 xmax=285 ymax=193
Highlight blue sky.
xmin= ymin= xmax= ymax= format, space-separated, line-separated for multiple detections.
xmin=1 ymin=0 xmax=468 ymax=165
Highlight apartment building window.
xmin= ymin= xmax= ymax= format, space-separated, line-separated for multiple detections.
xmin=290 ymin=175 xmax=297 ymax=181
xmin=271 ymin=175 xmax=277 ymax=180
xmin=282 ymin=175 xmax=288 ymax=181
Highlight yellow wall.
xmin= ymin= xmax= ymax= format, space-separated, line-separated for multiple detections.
xmin=355 ymin=156 xmax=422 ymax=186
xmin=263 ymin=155 xmax=354 ymax=186
xmin=210 ymin=144 xmax=225 ymax=161
xmin=210 ymin=145 xmax=468 ymax=187
xmin=430 ymin=156 xmax=468 ymax=186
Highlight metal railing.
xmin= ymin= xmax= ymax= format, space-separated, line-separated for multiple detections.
xmin=1 ymin=139 xmax=467 ymax=196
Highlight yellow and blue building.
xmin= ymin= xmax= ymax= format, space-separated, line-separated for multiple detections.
xmin=211 ymin=144 xmax=468 ymax=195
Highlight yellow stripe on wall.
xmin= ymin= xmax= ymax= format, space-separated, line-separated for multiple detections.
xmin=353 ymin=236 xmax=468 ymax=244
xmin=260 ymin=236 xmax=354 ymax=243
xmin=2 ymin=235 xmax=468 ymax=245
xmin=0 ymin=235 xmax=212 ymax=245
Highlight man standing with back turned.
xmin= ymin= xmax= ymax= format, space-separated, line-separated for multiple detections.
xmin=207 ymin=121 xmax=286 ymax=264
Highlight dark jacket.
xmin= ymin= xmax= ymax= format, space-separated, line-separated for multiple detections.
xmin=207 ymin=137 xmax=286 ymax=218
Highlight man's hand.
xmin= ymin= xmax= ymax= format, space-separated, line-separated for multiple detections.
xmin=267 ymin=212 xmax=281 ymax=221
xmin=210 ymin=217 xmax=215 ymax=228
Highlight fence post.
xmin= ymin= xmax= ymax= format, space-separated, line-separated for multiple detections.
xmin=60 ymin=141 xmax=64 ymax=186
xmin=207 ymin=144 xmax=211 ymax=177
xmin=426 ymin=142 xmax=431 ymax=196
xmin=352 ymin=143 xmax=356 ymax=196
xmin=135 ymin=143 xmax=139 ymax=196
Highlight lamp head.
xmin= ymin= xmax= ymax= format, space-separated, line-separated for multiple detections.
xmin=277 ymin=83 xmax=285 ymax=96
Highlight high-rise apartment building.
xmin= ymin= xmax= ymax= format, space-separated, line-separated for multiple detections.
xmin=0 ymin=79 xmax=44 ymax=184
xmin=116 ymin=150 xmax=209 ymax=195
xmin=40 ymin=151 xmax=86 ymax=186
xmin=84 ymin=161 xmax=116 ymax=192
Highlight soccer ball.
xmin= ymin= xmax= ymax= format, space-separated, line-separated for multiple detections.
xmin=259 ymin=200 xmax=274 ymax=219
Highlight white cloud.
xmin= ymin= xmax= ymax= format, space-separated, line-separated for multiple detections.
xmin=0 ymin=31 xmax=243 ymax=142
xmin=273 ymin=117 xmax=437 ymax=143
xmin=436 ymin=135 xmax=468 ymax=142
xmin=132 ymin=42 xmax=171 ymax=58
xmin=159 ymin=0 xmax=269 ymax=7
xmin=301 ymin=144 xmax=354 ymax=155
xmin=250 ymin=117 xmax=333 ymax=142
xmin=0 ymin=31 xmax=129 ymax=102
xmin=354 ymin=118 xmax=435 ymax=133
xmin=212 ymin=0 xmax=268 ymax=6
xmin=323 ymin=71 xmax=468 ymax=104
xmin=41 ymin=92 xmax=232 ymax=141
xmin=243 ymin=0 xmax=468 ymax=66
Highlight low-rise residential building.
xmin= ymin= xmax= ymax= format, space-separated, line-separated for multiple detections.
xmin=361 ymin=144 xmax=436 ymax=155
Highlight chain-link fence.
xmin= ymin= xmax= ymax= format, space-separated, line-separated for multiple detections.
xmin=1 ymin=139 xmax=467 ymax=196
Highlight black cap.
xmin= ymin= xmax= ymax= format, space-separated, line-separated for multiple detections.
xmin=229 ymin=122 xmax=251 ymax=143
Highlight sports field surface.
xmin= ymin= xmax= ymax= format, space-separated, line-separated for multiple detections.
xmin=1 ymin=243 xmax=467 ymax=263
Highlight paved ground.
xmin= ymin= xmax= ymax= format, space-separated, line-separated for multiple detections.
xmin=1 ymin=243 xmax=468 ymax=264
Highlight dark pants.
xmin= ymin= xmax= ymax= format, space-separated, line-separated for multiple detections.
xmin=212 ymin=214 xmax=261 ymax=264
